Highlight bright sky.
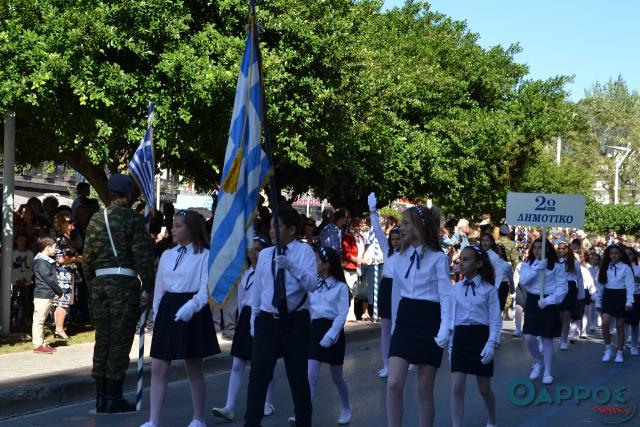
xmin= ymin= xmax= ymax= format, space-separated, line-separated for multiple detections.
xmin=383 ymin=0 xmax=640 ymax=101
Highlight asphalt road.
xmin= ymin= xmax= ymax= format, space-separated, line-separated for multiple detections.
xmin=3 ymin=322 xmax=640 ymax=427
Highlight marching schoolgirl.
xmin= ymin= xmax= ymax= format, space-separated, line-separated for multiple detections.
xmin=212 ymin=236 xmax=276 ymax=422
xmin=386 ymin=203 xmax=451 ymax=427
xmin=518 ymin=238 xmax=568 ymax=385
xmin=595 ymin=244 xmax=634 ymax=363
xmin=556 ymin=241 xmax=585 ymax=350
xmin=588 ymin=252 xmax=602 ymax=331
xmin=623 ymin=247 xmax=640 ymax=356
xmin=446 ymin=245 xmax=502 ymax=427
xmin=570 ymin=256 xmax=597 ymax=340
xmin=368 ymin=193 xmax=402 ymax=378
xmin=495 ymin=243 xmax=515 ymax=319
xmin=511 ymin=257 xmax=526 ymax=338
xmin=141 ymin=210 xmax=220 ymax=427
xmin=480 ymin=233 xmax=502 ymax=284
xmin=299 ymin=246 xmax=352 ymax=425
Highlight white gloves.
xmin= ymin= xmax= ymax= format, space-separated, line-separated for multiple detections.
xmin=480 ymin=341 xmax=496 ymax=365
xmin=533 ymin=259 xmax=548 ymax=271
xmin=368 ymin=192 xmax=378 ymax=212
xmin=275 ymin=254 xmax=292 ymax=270
xmin=319 ymin=334 xmax=334 ymax=348
xmin=538 ymin=297 xmax=552 ymax=309
xmin=174 ymin=299 xmax=197 ymax=322
xmin=434 ymin=326 xmax=451 ymax=349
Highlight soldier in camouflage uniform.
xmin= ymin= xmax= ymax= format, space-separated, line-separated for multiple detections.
xmin=82 ymin=174 xmax=155 ymax=413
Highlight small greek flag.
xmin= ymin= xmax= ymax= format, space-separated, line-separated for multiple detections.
xmin=129 ymin=102 xmax=155 ymax=220
xmin=208 ymin=18 xmax=272 ymax=305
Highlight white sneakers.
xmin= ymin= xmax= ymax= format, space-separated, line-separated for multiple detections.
xmin=529 ymin=363 xmax=543 ymax=380
xmin=615 ymin=351 xmax=624 ymax=363
xmin=377 ymin=367 xmax=388 ymax=378
xmin=338 ymin=407 xmax=352 ymax=424
xmin=631 ymin=347 xmax=640 ymax=356
xmin=264 ymin=402 xmax=276 ymax=417
xmin=140 ymin=422 xmax=157 ymax=427
xmin=187 ymin=420 xmax=206 ymax=427
xmin=511 ymin=331 xmax=522 ymax=337
xmin=602 ymin=346 xmax=613 ymax=362
xmin=559 ymin=341 xmax=568 ymax=351
xmin=542 ymin=374 xmax=554 ymax=385
xmin=290 ymin=408 xmax=352 ymax=425
xmin=212 ymin=407 xmax=234 ymax=422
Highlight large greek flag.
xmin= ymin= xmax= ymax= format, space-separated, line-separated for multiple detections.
xmin=129 ymin=101 xmax=155 ymax=220
xmin=208 ymin=20 xmax=272 ymax=305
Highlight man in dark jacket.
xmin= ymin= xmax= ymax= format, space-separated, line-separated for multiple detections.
xmin=32 ymin=236 xmax=63 ymax=353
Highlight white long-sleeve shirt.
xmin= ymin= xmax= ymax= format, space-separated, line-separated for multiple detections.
xmin=309 ymin=276 xmax=350 ymax=342
xmin=495 ymin=260 xmax=515 ymax=294
xmin=153 ymin=244 xmax=210 ymax=321
xmin=370 ymin=212 xmax=397 ymax=278
xmin=518 ymin=259 xmax=568 ymax=305
xmin=393 ymin=244 xmax=451 ymax=328
xmin=632 ymin=264 xmax=640 ymax=295
xmin=251 ymin=240 xmax=317 ymax=323
xmin=237 ymin=266 xmax=256 ymax=312
xmin=486 ymin=249 xmax=502 ymax=286
xmin=449 ymin=274 xmax=502 ymax=344
xmin=580 ymin=265 xmax=597 ymax=296
xmin=596 ymin=262 xmax=635 ymax=307
xmin=559 ymin=258 xmax=585 ymax=300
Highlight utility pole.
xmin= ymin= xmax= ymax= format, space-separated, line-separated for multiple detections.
xmin=1 ymin=112 xmax=16 ymax=335
xmin=606 ymin=145 xmax=632 ymax=205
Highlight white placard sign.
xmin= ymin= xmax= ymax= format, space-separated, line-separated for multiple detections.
xmin=506 ymin=192 xmax=586 ymax=228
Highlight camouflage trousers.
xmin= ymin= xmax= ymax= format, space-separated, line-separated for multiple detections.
xmin=91 ymin=282 xmax=140 ymax=381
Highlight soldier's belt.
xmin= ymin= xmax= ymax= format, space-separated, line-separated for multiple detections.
xmin=95 ymin=267 xmax=137 ymax=278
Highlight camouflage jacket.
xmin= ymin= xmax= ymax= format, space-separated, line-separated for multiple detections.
xmin=497 ymin=236 xmax=519 ymax=267
xmin=82 ymin=199 xmax=155 ymax=293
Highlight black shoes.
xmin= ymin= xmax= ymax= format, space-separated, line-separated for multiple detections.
xmin=97 ymin=379 xmax=136 ymax=414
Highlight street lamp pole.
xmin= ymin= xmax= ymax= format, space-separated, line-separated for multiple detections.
xmin=606 ymin=145 xmax=632 ymax=205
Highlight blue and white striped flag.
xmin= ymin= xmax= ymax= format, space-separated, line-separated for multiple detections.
xmin=208 ymin=19 xmax=272 ymax=305
xmin=129 ymin=101 xmax=156 ymax=221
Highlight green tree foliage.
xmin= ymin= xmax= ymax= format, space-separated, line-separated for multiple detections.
xmin=578 ymin=77 xmax=640 ymax=204
xmin=584 ymin=197 xmax=640 ymax=236
xmin=1 ymin=0 xmax=582 ymax=215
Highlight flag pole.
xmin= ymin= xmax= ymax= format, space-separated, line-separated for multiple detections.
xmin=250 ymin=2 xmax=282 ymax=251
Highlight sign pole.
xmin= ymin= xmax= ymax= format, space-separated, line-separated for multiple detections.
xmin=540 ymin=227 xmax=546 ymax=297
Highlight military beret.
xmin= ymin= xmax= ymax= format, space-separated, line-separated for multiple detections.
xmin=499 ymin=224 xmax=510 ymax=236
xmin=108 ymin=173 xmax=134 ymax=193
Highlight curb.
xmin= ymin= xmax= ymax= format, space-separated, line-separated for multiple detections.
xmin=0 ymin=322 xmax=379 ymax=421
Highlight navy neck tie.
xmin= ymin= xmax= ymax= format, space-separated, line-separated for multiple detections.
xmin=173 ymin=246 xmax=187 ymax=271
xmin=272 ymin=246 xmax=289 ymax=310
xmin=610 ymin=263 xmax=618 ymax=277
xmin=244 ymin=270 xmax=256 ymax=290
xmin=317 ymin=278 xmax=330 ymax=292
xmin=405 ymin=249 xmax=421 ymax=279
xmin=464 ymin=279 xmax=476 ymax=297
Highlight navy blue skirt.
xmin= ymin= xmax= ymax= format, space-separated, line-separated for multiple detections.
xmin=523 ymin=294 xmax=561 ymax=339
xmin=308 ymin=318 xmax=345 ymax=365
xmin=451 ymin=325 xmax=493 ymax=377
xmin=231 ymin=306 xmax=253 ymax=360
xmin=625 ymin=294 xmax=640 ymax=326
xmin=377 ymin=277 xmax=393 ymax=319
xmin=150 ymin=292 xmax=220 ymax=360
xmin=559 ymin=281 xmax=578 ymax=311
xmin=602 ymin=288 xmax=627 ymax=318
xmin=389 ymin=298 xmax=443 ymax=367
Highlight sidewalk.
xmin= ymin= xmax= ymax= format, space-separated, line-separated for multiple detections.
xmin=0 ymin=321 xmax=379 ymax=421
